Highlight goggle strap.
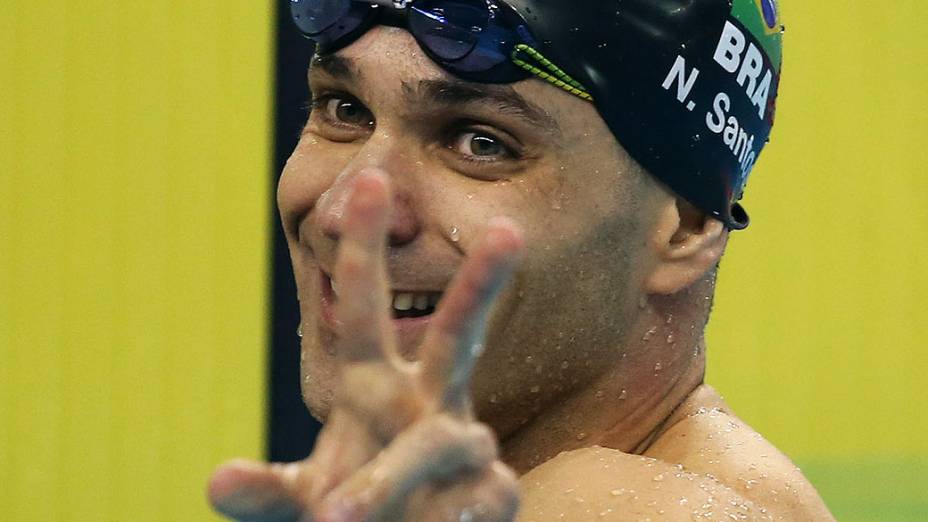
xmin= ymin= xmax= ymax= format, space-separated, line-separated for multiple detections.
xmin=511 ymin=44 xmax=594 ymax=102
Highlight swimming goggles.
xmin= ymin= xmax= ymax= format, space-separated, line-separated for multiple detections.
xmin=290 ymin=0 xmax=593 ymax=100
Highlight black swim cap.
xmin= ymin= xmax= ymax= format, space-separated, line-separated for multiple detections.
xmin=509 ymin=0 xmax=783 ymax=229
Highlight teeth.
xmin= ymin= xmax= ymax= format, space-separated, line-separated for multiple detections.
xmin=393 ymin=292 xmax=414 ymax=311
xmin=331 ymin=277 xmax=440 ymax=312
xmin=391 ymin=292 xmax=441 ymax=312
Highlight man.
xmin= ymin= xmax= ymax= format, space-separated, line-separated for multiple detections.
xmin=209 ymin=0 xmax=835 ymax=519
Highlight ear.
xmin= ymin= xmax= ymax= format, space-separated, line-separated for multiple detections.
xmin=644 ymin=198 xmax=728 ymax=295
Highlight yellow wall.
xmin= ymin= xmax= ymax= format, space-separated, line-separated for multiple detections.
xmin=708 ymin=0 xmax=927 ymax=459
xmin=706 ymin=1 xmax=928 ymax=518
xmin=2 ymin=0 xmax=926 ymax=521
xmin=0 ymin=2 xmax=271 ymax=520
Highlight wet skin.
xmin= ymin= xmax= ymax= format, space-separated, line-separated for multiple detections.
xmin=209 ymin=26 xmax=834 ymax=521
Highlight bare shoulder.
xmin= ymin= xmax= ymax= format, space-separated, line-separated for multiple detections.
xmin=644 ymin=385 xmax=834 ymax=520
xmin=517 ymin=386 xmax=835 ymax=521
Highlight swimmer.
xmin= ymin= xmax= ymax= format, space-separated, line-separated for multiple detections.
xmin=209 ymin=0 xmax=835 ymax=519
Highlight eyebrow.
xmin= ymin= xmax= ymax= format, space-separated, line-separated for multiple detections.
xmin=411 ymin=79 xmax=561 ymax=135
xmin=309 ymin=54 xmax=362 ymax=83
xmin=309 ymin=54 xmax=561 ymax=135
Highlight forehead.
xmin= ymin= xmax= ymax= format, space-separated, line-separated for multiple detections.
xmin=309 ymin=27 xmax=608 ymax=140
xmin=311 ymin=27 xmax=570 ymax=130
xmin=308 ymin=26 xmax=443 ymax=84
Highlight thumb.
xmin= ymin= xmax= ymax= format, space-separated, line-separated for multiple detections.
xmin=208 ymin=459 xmax=305 ymax=522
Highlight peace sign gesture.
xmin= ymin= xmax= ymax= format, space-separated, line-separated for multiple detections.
xmin=209 ymin=169 xmax=524 ymax=522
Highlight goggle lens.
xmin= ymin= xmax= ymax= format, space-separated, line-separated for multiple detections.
xmin=290 ymin=0 xmax=351 ymax=35
xmin=289 ymin=0 xmax=545 ymax=84
xmin=408 ymin=1 xmax=489 ymax=61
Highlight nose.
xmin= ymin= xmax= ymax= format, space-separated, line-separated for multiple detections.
xmin=316 ymin=164 xmax=421 ymax=247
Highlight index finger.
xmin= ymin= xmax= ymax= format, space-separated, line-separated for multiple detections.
xmin=332 ymin=169 xmax=395 ymax=363
xmin=419 ymin=217 xmax=524 ymax=414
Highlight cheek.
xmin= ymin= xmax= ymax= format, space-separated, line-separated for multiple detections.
xmin=277 ymin=139 xmax=351 ymax=230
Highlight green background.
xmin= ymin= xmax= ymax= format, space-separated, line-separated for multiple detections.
xmin=2 ymin=1 xmax=925 ymax=520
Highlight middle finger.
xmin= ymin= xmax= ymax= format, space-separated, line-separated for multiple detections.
xmin=419 ymin=217 xmax=524 ymax=415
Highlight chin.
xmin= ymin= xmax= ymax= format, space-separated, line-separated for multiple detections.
xmin=302 ymin=375 xmax=335 ymax=423
xmin=300 ymin=340 xmax=338 ymax=423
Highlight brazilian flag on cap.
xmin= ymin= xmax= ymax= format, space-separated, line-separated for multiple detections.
xmin=733 ymin=0 xmax=783 ymax=70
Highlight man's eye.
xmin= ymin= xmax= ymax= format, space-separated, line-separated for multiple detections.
xmin=453 ymin=132 xmax=510 ymax=159
xmin=322 ymin=97 xmax=373 ymax=127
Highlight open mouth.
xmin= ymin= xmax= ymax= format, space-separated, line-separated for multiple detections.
xmin=322 ymin=271 xmax=442 ymax=320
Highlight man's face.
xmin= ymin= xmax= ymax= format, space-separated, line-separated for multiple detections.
xmin=279 ymin=27 xmax=664 ymax=437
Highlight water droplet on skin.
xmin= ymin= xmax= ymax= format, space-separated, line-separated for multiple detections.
xmin=297 ymin=322 xmax=303 ymax=338
xmin=654 ymin=361 xmax=663 ymax=372
xmin=530 ymin=385 xmax=540 ymax=393
xmin=561 ymin=361 xmax=570 ymax=369
xmin=642 ymin=326 xmax=657 ymax=342
xmin=666 ymin=333 xmax=675 ymax=344
xmin=525 ymin=355 xmax=534 ymax=363
xmin=450 ymin=226 xmax=461 ymax=242
xmin=466 ymin=192 xmax=475 ymax=199
xmin=666 ymin=314 xmax=674 ymax=324
xmin=653 ymin=473 xmax=665 ymax=482
xmin=595 ymin=390 xmax=605 ymax=400
xmin=576 ymin=432 xmax=587 ymax=441
xmin=618 ymin=389 xmax=627 ymax=400
xmin=489 ymin=394 xmax=499 ymax=404
xmin=610 ymin=488 xmax=625 ymax=496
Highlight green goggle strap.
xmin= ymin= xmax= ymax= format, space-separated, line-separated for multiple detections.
xmin=510 ymin=44 xmax=594 ymax=102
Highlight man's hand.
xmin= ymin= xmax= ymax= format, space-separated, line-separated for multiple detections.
xmin=208 ymin=169 xmax=524 ymax=522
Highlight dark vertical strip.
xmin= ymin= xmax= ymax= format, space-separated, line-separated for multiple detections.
xmin=269 ymin=0 xmax=322 ymax=462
